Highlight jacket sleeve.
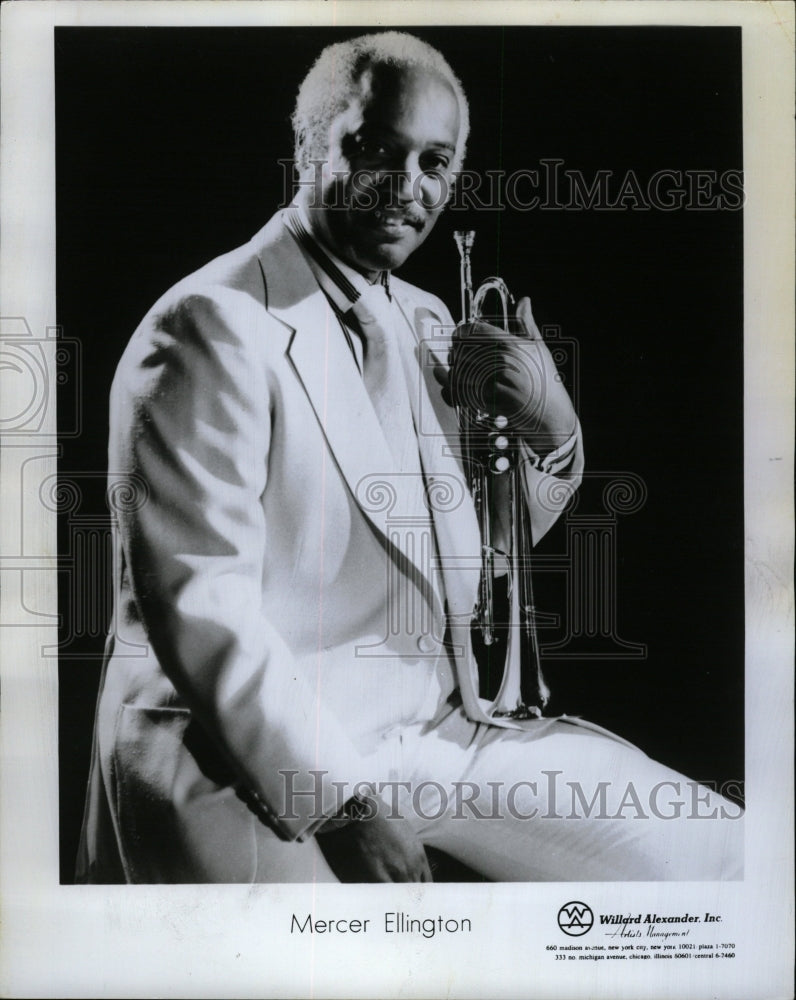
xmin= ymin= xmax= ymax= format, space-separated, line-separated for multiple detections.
xmin=519 ymin=425 xmax=584 ymax=545
xmin=111 ymin=286 xmax=373 ymax=840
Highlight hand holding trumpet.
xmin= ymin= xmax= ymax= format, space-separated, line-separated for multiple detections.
xmin=433 ymin=296 xmax=577 ymax=458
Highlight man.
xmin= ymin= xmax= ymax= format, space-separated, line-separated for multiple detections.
xmin=77 ymin=31 xmax=741 ymax=883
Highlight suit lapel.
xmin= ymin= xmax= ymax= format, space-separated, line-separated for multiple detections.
xmin=257 ymin=218 xmax=435 ymax=596
xmin=392 ymin=293 xmax=481 ymax=617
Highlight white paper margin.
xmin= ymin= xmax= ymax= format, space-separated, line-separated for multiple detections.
xmin=1 ymin=2 xmax=793 ymax=998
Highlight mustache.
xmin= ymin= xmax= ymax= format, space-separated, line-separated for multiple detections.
xmin=345 ymin=176 xmax=428 ymax=229
xmin=371 ymin=206 xmax=426 ymax=229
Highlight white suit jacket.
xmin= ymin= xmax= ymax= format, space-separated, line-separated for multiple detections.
xmin=77 ymin=211 xmax=583 ymax=882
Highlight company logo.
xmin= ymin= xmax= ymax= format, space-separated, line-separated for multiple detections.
xmin=557 ymin=901 xmax=594 ymax=936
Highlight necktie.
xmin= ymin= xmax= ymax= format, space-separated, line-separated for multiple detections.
xmin=348 ymin=285 xmax=422 ymax=477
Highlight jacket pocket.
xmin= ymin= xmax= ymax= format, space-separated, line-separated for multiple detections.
xmin=112 ymin=704 xmax=257 ymax=883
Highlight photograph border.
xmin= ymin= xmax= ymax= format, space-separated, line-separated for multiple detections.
xmin=1 ymin=2 xmax=793 ymax=998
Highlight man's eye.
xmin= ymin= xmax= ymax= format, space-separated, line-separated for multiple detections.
xmin=421 ymin=153 xmax=451 ymax=174
xmin=357 ymin=139 xmax=390 ymax=159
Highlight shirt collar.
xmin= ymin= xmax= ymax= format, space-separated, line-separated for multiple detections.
xmin=284 ymin=205 xmax=391 ymax=315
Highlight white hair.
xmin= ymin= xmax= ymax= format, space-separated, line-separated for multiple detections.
xmin=292 ymin=31 xmax=470 ymax=174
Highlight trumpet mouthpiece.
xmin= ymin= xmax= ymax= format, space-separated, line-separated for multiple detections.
xmin=454 ymin=230 xmax=475 ymax=257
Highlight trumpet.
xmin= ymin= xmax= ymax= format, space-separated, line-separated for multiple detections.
xmin=453 ymin=230 xmax=549 ymax=719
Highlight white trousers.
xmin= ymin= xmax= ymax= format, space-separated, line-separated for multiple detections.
xmin=273 ymin=700 xmax=743 ymax=883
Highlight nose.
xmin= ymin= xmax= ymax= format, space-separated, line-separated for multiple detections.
xmin=384 ymin=153 xmax=425 ymax=206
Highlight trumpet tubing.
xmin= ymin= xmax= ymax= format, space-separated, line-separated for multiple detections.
xmin=453 ymin=230 xmax=549 ymax=720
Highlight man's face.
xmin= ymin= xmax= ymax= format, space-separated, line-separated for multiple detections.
xmin=301 ymin=63 xmax=461 ymax=277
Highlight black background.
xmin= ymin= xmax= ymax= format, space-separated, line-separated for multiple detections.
xmin=56 ymin=26 xmax=744 ymax=882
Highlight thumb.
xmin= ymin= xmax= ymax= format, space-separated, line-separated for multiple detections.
xmin=516 ymin=296 xmax=542 ymax=341
xmin=432 ymin=363 xmax=453 ymax=406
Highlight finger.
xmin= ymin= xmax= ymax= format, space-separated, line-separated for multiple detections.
xmin=431 ymin=365 xmax=454 ymax=406
xmin=367 ymin=863 xmax=394 ymax=883
xmin=401 ymin=862 xmax=429 ymax=883
xmin=456 ymin=319 xmax=505 ymax=342
xmin=516 ymin=296 xmax=542 ymax=341
xmin=472 ymin=320 xmax=507 ymax=341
